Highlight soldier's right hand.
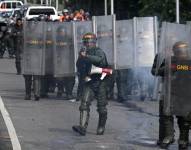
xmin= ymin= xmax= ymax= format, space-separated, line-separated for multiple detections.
xmin=79 ymin=48 xmax=87 ymax=57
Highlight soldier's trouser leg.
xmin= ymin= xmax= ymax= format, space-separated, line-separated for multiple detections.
xmin=76 ymin=77 xmax=85 ymax=101
xmin=33 ymin=75 xmax=40 ymax=101
xmin=47 ymin=75 xmax=56 ymax=93
xmin=63 ymin=77 xmax=75 ymax=99
xmin=72 ymin=85 xmax=92 ymax=136
xmin=40 ymin=76 xmax=49 ymax=98
xmin=7 ymin=38 xmax=14 ymax=57
xmin=159 ymin=100 xmax=174 ymax=148
xmin=177 ymin=117 xmax=189 ymax=150
xmin=56 ymin=77 xmax=63 ymax=97
xmin=106 ymin=74 xmax=115 ymax=100
xmin=97 ymin=81 xmax=108 ymax=135
xmin=24 ymin=75 xmax=32 ymax=100
xmin=15 ymin=56 xmax=21 ymax=74
xmin=116 ymin=71 xmax=125 ymax=102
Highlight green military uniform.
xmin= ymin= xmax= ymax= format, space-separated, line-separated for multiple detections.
xmin=73 ymin=33 xmax=109 ymax=136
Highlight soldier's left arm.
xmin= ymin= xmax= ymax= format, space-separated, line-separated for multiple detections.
xmin=86 ymin=49 xmax=108 ymax=67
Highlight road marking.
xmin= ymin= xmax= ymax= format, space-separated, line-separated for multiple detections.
xmin=0 ymin=96 xmax=21 ymax=150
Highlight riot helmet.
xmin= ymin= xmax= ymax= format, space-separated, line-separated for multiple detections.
xmin=172 ymin=41 xmax=189 ymax=59
xmin=56 ymin=26 xmax=66 ymax=37
xmin=63 ymin=9 xmax=69 ymax=13
xmin=82 ymin=32 xmax=97 ymax=48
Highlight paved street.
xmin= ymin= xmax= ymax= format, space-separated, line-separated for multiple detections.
xmin=0 ymin=58 xmax=186 ymax=150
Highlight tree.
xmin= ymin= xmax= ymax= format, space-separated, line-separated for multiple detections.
xmin=138 ymin=0 xmax=191 ymax=23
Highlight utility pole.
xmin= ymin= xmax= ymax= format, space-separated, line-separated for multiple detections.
xmin=104 ymin=0 xmax=107 ymax=16
xmin=111 ymin=0 xmax=114 ymax=15
xmin=176 ymin=0 xmax=179 ymax=23
xmin=56 ymin=0 xmax=58 ymax=10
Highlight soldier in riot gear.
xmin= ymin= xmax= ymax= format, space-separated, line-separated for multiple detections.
xmin=152 ymin=41 xmax=191 ymax=149
xmin=72 ymin=33 xmax=109 ymax=136
xmin=55 ymin=25 xmax=75 ymax=99
xmin=22 ymin=20 xmax=42 ymax=101
xmin=12 ymin=18 xmax=23 ymax=74
xmin=151 ymin=54 xmax=175 ymax=148
xmin=171 ymin=41 xmax=191 ymax=150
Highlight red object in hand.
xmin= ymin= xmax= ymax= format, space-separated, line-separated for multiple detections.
xmin=102 ymin=68 xmax=112 ymax=75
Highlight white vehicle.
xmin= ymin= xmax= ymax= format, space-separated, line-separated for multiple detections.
xmin=0 ymin=1 xmax=23 ymax=12
xmin=25 ymin=6 xmax=59 ymax=21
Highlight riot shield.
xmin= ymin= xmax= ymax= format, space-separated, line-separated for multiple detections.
xmin=170 ymin=58 xmax=191 ymax=116
xmin=159 ymin=22 xmax=191 ymax=116
xmin=74 ymin=21 xmax=93 ymax=71
xmin=131 ymin=17 xmax=157 ymax=101
xmin=95 ymin=15 xmax=114 ymax=66
xmin=53 ymin=22 xmax=75 ymax=77
xmin=75 ymin=21 xmax=93 ymax=51
xmin=115 ymin=19 xmax=134 ymax=69
xmin=134 ymin=17 xmax=157 ymax=67
xmin=44 ymin=22 xmax=54 ymax=75
xmin=22 ymin=21 xmax=45 ymax=75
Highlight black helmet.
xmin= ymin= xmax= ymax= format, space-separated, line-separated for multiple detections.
xmin=173 ymin=41 xmax=189 ymax=58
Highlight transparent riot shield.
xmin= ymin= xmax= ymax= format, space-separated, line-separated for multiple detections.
xmin=74 ymin=21 xmax=93 ymax=71
xmin=44 ymin=22 xmax=54 ymax=75
xmin=131 ymin=17 xmax=157 ymax=101
xmin=94 ymin=15 xmax=115 ymax=66
xmin=115 ymin=19 xmax=134 ymax=69
xmin=53 ymin=22 xmax=75 ymax=77
xmin=22 ymin=21 xmax=45 ymax=75
xmin=75 ymin=21 xmax=93 ymax=51
xmin=134 ymin=17 xmax=157 ymax=67
xmin=160 ymin=22 xmax=191 ymax=116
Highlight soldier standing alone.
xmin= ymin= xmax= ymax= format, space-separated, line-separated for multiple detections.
xmin=72 ymin=33 xmax=109 ymax=135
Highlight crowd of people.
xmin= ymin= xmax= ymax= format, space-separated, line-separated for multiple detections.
xmin=59 ymin=8 xmax=90 ymax=22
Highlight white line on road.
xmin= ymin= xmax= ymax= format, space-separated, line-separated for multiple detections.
xmin=0 ymin=96 xmax=21 ymax=150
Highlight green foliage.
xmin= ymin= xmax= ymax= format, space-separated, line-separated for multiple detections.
xmin=138 ymin=0 xmax=191 ymax=23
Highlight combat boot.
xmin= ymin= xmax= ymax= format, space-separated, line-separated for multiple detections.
xmin=66 ymin=94 xmax=74 ymax=100
xmin=97 ymin=113 xmax=107 ymax=135
xmin=178 ymin=122 xmax=189 ymax=150
xmin=56 ymin=92 xmax=62 ymax=98
xmin=72 ymin=125 xmax=86 ymax=136
xmin=72 ymin=110 xmax=89 ymax=136
xmin=159 ymin=116 xmax=175 ymax=149
xmin=24 ymin=94 xmax=31 ymax=100
xmin=34 ymin=95 xmax=40 ymax=101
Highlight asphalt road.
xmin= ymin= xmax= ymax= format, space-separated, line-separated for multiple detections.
xmin=0 ymin=58 xmax=187 ymax=150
